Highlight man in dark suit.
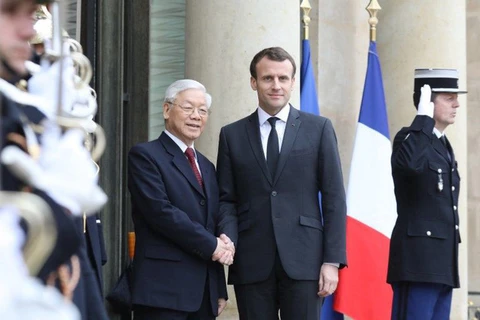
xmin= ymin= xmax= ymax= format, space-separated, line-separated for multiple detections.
xmin=216 ymin=47 xmax=347 ymax=320
xmin=387 ymin=69 xmax=466 ymax=320
xmin=128 ymin=79 xmax=234 ymax=320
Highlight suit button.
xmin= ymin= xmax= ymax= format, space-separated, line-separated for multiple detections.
xmin=271 ymin=191 xmax=277 ymax=197
xmin=426 ymin=231 xmax=431 ymax=236
xmin=452 ymin=186 xmax=455 ymax=191
xmin=453 ymin=205 xmax=457 ymax=211
xmin=200 ymin=200 xmax=206 ymax=206
xmin=437 ymin=168 xmax=442 ymax=173
xmin=455 ymin=225 xmax=459 ymax=230
xmin=452 ymin=168 xmax=455 ymax=172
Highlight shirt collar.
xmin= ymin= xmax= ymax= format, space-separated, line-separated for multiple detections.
xmin=433 ymin=127 xmax=444 ymax=139
xmin=257 ymin=104 xmax=290 ymax=126
xmin=164 ymin=130 xmax=196 ymax=156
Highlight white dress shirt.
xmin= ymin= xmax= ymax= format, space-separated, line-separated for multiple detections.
xmin=164 ymin=130 xmax=202 ymax=175
xmin=257 ymin=105 xmax=290 ymax=159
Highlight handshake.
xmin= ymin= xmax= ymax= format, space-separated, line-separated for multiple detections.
xmin=212 ymin=234 xmax=235 ymax=266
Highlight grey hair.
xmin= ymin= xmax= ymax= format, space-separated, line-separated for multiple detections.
xmin=163 ymin=79 xmax=212 ymax=108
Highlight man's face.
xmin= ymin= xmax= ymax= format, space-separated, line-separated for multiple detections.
xmin=250 ymin=57 xmax=295 ymax=116
xmin=433 ymin=92 xmax=460 ymax=131
xmin=0 ymin=0 xmax=37 ymax=77
xmin=163 ymin=88 xmax=209 ymax=146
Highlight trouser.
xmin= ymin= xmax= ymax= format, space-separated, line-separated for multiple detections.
xmin=391 ymin=282 xmax=453 ymax=320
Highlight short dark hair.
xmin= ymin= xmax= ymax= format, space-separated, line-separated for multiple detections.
xmin=413 ymin=92 xmax=437 ymax=109
xmin=249 ymin=47 xmax=296 ymax=80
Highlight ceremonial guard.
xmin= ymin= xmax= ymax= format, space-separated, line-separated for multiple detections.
xmin=0 ymin=0 xmax=108 ymax=318
xmin=388 ymin=69 xmax=466 ymax=320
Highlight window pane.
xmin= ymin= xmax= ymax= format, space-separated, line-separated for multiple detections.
xmin=64 ymin=0 xmax=80 ymax=41
xmin=149 ymin=0 xmax=186 ymax=140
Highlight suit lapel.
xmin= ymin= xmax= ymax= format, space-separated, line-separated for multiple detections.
xmin=197 ymin=152 xmax=215 ymax=224
xmin=197 ymin=153 xmax=211 ymax=199
xmin=273 ymin=106 xmax=301 ymax=185
xmin=246 ymin=111 xmax=273 ymax=185
xmin=159 ymin=133 xmax=205 ymax=196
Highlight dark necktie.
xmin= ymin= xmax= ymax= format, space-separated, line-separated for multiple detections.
xmin=267 ymin=117 xmax=280 ymax=179
xmin=440 ymin=135 xmax=452 ymax=162
xmin=185 ymin=147 xmax=203 ymax=188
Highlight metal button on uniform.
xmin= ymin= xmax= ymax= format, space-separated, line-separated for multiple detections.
xmin=452 ymin=186 xmax=455 ymax=191
xmin=437 ymin=168 xmax=442 ymax=173
xmin=452 ymin=168 xmax=455 ymax=172
xmin=426 ymin=231 xmax=431 ymax=236
xmin=200 ymin=199 xmax=205 ymax=206
xmin=455 ymin=225 xmax=459 ymax=230
xmin=271 ymin=191 xmax=277 ymax=197
xmin=453 ymin=205 xmax=457 ymax=210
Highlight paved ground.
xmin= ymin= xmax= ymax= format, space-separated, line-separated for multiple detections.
xmin=218 ymin=285 xmax=238 ymax=319
xmin=218 ymin=306 xmax=238 ymax=320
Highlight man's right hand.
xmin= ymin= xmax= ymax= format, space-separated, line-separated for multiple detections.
xmin=417 ymin=84 xmax=434 ymax=118
xmin=212 ymin=234 xmax=235 ymax=265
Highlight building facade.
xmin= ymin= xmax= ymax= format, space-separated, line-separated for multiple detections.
xmin=72 ymin=0 xmax=478 ymax=318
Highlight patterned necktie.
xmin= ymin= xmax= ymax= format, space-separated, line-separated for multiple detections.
xmin=185 ymin=147 xmax=203 ymax=188
xmin=267 ymin=117 xmax=280 ymax=179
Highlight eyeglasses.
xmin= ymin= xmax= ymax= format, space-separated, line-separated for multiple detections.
xmin=168 ymin=102 xmax=210 ymax=117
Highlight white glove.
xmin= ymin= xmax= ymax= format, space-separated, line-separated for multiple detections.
xmin=417 ymin=84 xmax=434 ymax=118
xmin=0 ymin=206 xmax=28 ymax=312
xmin=0 ymin=206 xmax=80 ymax=320
xmin=1 ymin=123 xmax=108 ymax=216
xmin=27 ymin=45 xmax=97 ymax=125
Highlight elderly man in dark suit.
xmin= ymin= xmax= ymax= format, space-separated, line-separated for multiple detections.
xmin=388 ymin=69 xmax=466 ymax=320
xmin=128 ymin=79 xmax=234 ymax=320
xmin=216 ymin=47 xmax=347 ymax=320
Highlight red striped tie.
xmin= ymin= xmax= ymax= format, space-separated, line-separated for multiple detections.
xmin=185 ymin=147 xmax=203 ymax=188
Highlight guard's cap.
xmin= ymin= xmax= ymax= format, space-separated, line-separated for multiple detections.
xmin=414 ymin=68 xmax=467 ymax=94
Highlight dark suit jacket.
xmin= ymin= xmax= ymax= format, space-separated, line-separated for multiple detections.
xmin=216 ymin=106 xmax=347 ymax=285
xmin=85 ymin=214 xmax=107 ymax=293
xmin=387 ymin=115 xmax=461 ymax=288
xmin=72 ymin=217 xmax=109 ymax=320
xmin=128 ymin=132 xmax=228 ymax=315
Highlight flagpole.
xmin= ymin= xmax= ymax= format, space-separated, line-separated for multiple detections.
xmin=300 ymin=0 xmax=311 ymax=40
xmin=366 ymin=0 xmax=381 ymax=42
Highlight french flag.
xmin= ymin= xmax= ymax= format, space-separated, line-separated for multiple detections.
xmin=333 ymin=41 xmax=397 ymax=320
xmin=300 ymin=36 xmax=344 ymax=320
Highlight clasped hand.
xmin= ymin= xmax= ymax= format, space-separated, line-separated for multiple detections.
xmin=212 ymin=234 xmax=235 ymax=266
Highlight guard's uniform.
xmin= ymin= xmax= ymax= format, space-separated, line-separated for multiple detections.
xmin=1 ymin=93 xmax=82 ymax=280
xmin=388 ymin=115 xmax=461 ymax=319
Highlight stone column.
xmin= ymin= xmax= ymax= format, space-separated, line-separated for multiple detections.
xmin=185 ymin=2 xmax=300 ymax=318
xmin=185 ymin=1 xmax=300 ymax=163
xmin=466 ymin=0 xmax=480 ymax=313
xmin=378 ymin=1 xmax=468 ymax=318
xmin=310 ymin=0 xmax=370 ymax=183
